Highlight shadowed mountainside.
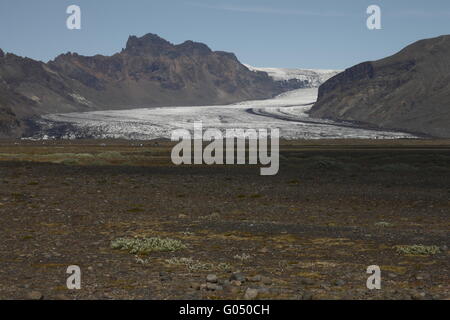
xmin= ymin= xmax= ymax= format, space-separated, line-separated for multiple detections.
xmin=310 ymin=35 xmax=450 ymax=138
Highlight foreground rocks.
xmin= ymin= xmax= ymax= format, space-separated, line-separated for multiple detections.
xmin=0 ymin=140 xmax=448 ymax=300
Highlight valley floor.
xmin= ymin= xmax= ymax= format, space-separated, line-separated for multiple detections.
xmin=0 ymin=139 xmax=448 ymax=300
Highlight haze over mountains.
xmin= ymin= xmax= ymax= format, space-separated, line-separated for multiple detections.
xmin=310 ymin=35 xmax=450 ymax=138
xmin=0 ymin=33 xmax=308 ymax=138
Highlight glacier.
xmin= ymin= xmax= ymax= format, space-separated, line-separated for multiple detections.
xmin=32 ymin=87 xmax=417 ymax=140
xmin=244 ymin=65 xmax=342 ymax=88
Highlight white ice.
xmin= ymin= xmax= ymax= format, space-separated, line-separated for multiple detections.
xmin=39 ymin=88 xmax=417 ymax=140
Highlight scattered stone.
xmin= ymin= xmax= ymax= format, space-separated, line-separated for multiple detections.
xmin=27 ymin=291 xmax=43 ymax=300
xmin=334 ymin=279 xmax=345 ymax=286
xmin=244 ymin=288 xmax=259 ymax=300
xmin=230 ymin=280 xmax=242 ymax=287
xmin=190 ymin=283 xmax=201 ymax=290
xmin=387 ymin=273 xmax=397 ymax=279
xmin=206 ymin=283 xmax=222 ymax=291
xmin=230 ymin=272 xmax=245 ymax=282
xmin=178 ymin=214 xmax=187 ymax=219
xmin=440 ymin=245 xmax=448 ymax=251
xmin=224 ymin=286 xmax=240 ymax=295
xmin=247 ymin=275 xmax=262 ymax=282
xmin=320 ymin=284 xmax=331 ymax=291
xmin=415 ymin=273 xmax=430 ymax=281
xmin=257 ymin=287 xmax=270 ymax=295
xmin=411 ymin=292 xmax=426 ymax=300
xmin=302 ymin=292 xmax=313 ymax=300
xmin=206 ymin=274 xmax=218 ymax=283
xmin=261 ymin=277 xmax=272 ymax=285
xmin=159 ymin=272 xmax=172 ymax=282
xmin=300 ymin=278 xmax=316 ymax=286
xmin=258 ymin=248 xmax=269 ymax=254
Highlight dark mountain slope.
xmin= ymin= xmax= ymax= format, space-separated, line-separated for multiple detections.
xmin=310 ymin=35 xmax=450 ymax=138
xmin=0 ymin=51 xmax=92 ymax=137
xmin=48 ymin=33 xmax=295 ymax=109
xmin=0 ymin=33 xmax=305 ymax=137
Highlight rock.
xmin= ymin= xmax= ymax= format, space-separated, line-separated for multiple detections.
xmin=388 ymin=273 xmax=397 ymax=279
xmin=27 ymin=291 xmax=43 ymax=300
xmin=411 ymin=292 xmax=426 ymax=300
xmin=224 ymin=285 xmax=240 ymax=295
xmin=247 ymin=275 xmax=262 ymax=282
xmin=300 ymin=278 xmax=316 ymax=286
xmin=230 ymin=280 xmax=242 ymax=287
xmin=415 ymin=273 xmax=430 ymax=281
xmin=159 ymin=272 xmax=172 ymax=282
xmin=334 ymin=279 xmax=345 ymax=286
xmin=178 ymin=214 xmax=187 ymax=218
xmin=244 ymin=288 xmax=259 ymax=300
xmin=206 ymin=274 xmax=218 ymax=283
xmin=258 ymin=248 xmax=269 ymax=254
xmin=206 ymin=283 xmax=222 ymax=291
xmin=302 ymin=292 xmax=313 ymax=300
xmin=257 ymin=287 xmax=270 ymax=295
xmin=320 ymin=284 xmax=331 ymax=291
xmin=230 ymin=272 xmax=245 ymax=282
xmin=190 ymin=283 xmax=201 ymax=290
xmin=261 ymin=277 xmax=273 ymax=285
xmin=440 ymin=245 xmax=448 ymax=251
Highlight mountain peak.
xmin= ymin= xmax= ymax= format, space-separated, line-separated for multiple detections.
xmin=124 ymin=33 xmax=173 ymax=55
xmin=176 ymin=40 xmax=212 ymax=55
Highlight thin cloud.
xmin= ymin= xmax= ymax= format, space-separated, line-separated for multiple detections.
xmin=389 ymin=10 xmax=450 ymax=18
xmin=186 ymin=2 xmax=347 ymax=17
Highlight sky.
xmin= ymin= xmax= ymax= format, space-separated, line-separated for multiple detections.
xmin=0 ymin=0 xmax=449 ymax=69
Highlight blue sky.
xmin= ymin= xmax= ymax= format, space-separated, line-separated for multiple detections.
xmin=0 ymin=0 xmax=449 ymax=69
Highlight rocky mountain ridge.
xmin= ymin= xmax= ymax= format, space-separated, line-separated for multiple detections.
xmin=310 ymin=35 xmax=450 ymax=138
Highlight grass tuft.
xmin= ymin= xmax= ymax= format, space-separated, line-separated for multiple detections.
xmin=111 ymin=237 xmax=186 ymax=255
xmin=395 ymin=244 xmax=440 ymax=256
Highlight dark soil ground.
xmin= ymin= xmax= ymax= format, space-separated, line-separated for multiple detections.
xmin=0 ymin=139 xmax=448 ymax=300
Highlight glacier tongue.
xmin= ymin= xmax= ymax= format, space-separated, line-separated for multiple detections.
xmin=29 ymin=88 xmax=417 ymax=141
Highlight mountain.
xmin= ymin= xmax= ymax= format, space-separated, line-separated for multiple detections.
xmin=0 ymin=33 xmax=306 ymax=138
xmin=244 ymin=65 xmax=341 ymax=88
xmin=309 ymin=35 xmax=450 ymax=138
xmin=0 ymin=50 xmax=87 ymax=137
